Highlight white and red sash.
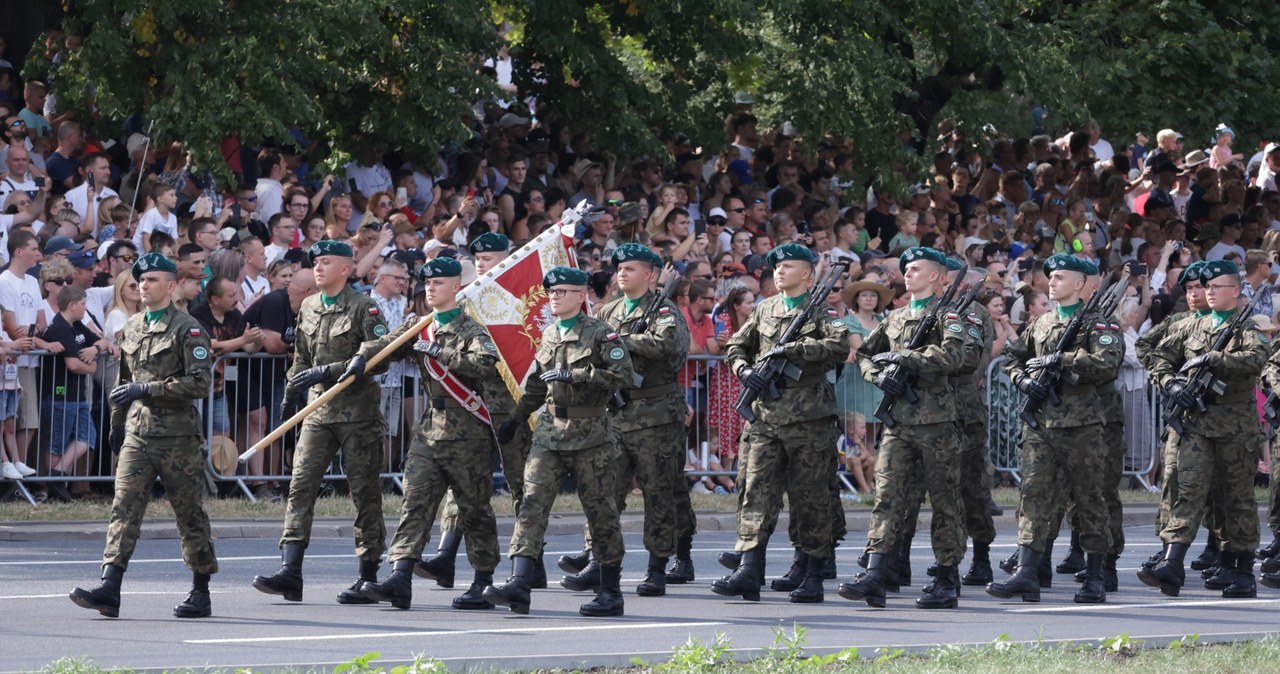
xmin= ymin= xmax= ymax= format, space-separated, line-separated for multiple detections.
xmin=422 ymin=320 xmax=493 ymax=428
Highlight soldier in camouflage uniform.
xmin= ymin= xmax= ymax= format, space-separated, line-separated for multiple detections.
xmin=484 ymin=266 xmax=635 ymax=617
xmin=1259 ymin=341 xmax=1280 ymax=587
xmin=70 ymin=253 xmax=217 ymax=619
xmin=711 ymin=244 xmax=848 ymax=604
xmin=419 ymin=233 xmax=540 ymax=590
xmin=988 ymin=254 xmax=1120 ymax=604
xmin=1140 ymin=259 xmax=1265 ymax=599
xmin=839 ymin=246 xmax=967 ymax=609
xmin=252 ymin=240 xmax=389 ymax=605
xmin=560 ymin=244 xmax=689 ymax=597
xmin=350 ymin=256 xmax=502 ymax=610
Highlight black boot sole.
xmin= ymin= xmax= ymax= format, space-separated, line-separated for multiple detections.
xmin=984 ymin=583 xmax=1040 ymax=602
xmin=717 ymin=552 xmax=741 ymax=571
xmin=635 ymin=584 xmax=666 ymax=597
xmin=481 ymin=588 xmax=530 ymax=614
xmin=1073 ymin=592 xmax=1106 ymax=604
xmin=1259 ymin=574 xmax=1280 ymax=590
xmin=1136 ymin=569 xmax=1182 ymax=597
xmin=173 ymin=606 xmax=212 ymax=618
xmin=915 ymin=598 xmax=958 ymax=609
xmin=579 ymin=605 xmax=625 ymax=617
xmin=453 ymin=595 xmax=495 ymax=610
xmin=788 ymin=593 xmax=823 ymax=603
xmin=557 ymin=553 xmax=590 ymax=575
xmin=835 ymin=585 xmax=886 ymax=608
xmin=252 ymin=577 xmax=302 ymax=602
xmin=710 ymin=580 xmax=760 ymax=601
xmin=361 ymin=587 xmax=410 ymax=609
xmin=69 ymin=591 xmax=119 ymax=618
xmin=413 ymin=562 xmax=454 ymax=588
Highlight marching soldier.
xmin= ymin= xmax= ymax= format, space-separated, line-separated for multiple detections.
xmin=712 ymin=243 xmax=848 ymax=604
xmin=252 ymin=240 xmax=389 ymax=604
xmin=350 ymin=256 xmax=502 ymax=610
xmin=561 ymin=244 xmax=689 ymax=597
xmin=840 ymin=246 xmax=966 ymax=609
xmin=484 ymin=266 xmax=635 ymax=616
xmin=70 ymin=252 xmax=217 ymax=618
xmin=418 ymin=232 xmax=542 ymax=590
xmin=988 ymin=254 xmax=1120 ymax=604
xmin=1140 ymin=259 xmax=1265 ymax=599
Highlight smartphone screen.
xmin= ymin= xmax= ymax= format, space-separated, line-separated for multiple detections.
xmin=33 ymin=177 xmax=45 ymax=188
xmin=396 ymin=187 xmax=407 ymax=204
xmin=87 ymin=172 xmax=95 ymax=189
xmin=694 ymin=219 xmax=706 ymax=236
xmin=465 ymin=188 xmax=477 ymax=199
xmin=348 ymin=178 xmax=359 ymax=193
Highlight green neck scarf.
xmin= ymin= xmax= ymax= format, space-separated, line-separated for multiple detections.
xmin=782 ymin=292 xmax=809 ymax=311
xmin=558 ymin=314 xmax=581 ymax=335
xmin=1056 ymin=301 xmax=1083 ymax=319
xmin=1210 ymin=309 xmax=1233 ymax=327
xmin=320 ymin=292 xmax=338 ymax=307
xmin=1195 ymin=309 xmax=1212 ymax=317
xmin=624 ymin=296 xmax=644 ymax=315
xmin=909 ymin=295 xmax=933 ymax=312
xmin=144 ymin=308 xmax=165 ymax=325
xmin=434 ymin=307 xmax=461 ymax=326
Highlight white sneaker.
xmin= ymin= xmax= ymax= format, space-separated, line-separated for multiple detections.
xmin=0 ymin=462 xmax=22 ymax=480
xmin=12 ymin=461 xmax=35 ymax=477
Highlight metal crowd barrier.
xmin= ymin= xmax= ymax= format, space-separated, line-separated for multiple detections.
xmin=985 ymin=355 xmax=1162 ymax=490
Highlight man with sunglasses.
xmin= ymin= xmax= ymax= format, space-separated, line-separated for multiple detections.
xmin=0 ymin=115 xmax=47 ymax=171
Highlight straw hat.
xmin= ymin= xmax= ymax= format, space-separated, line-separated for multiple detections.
xmin=842 ymin=280 xmax=893 ymax=312
xmin=209 ymin=435 xmax=239 ymax=477
xmin=1252 ymin=314 xmax=1279 ymax=336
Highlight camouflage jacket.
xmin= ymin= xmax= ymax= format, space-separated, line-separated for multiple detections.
xmin=1004 ymin=307 xmax=1123 ymax=429
xmin=113 ymin=305 xmax=212 ymax=438
xmin=286 ymin=285 xmax=388 ymax=424
xmin=726 ymin=293 xmax=849 ymax=425
xmin=1098 ymin=311 xmax=1125 ymax=424
xmin=1148 ymin=309 xmax=1266 ymax=438
xmin=858 ymin=295 xmax=966 ymax=426
xmin=515 ymin=314 xmax=635 ymax=451
xmin=359 ymin=311 xmax=498 ymax=442
xmin=957 ymin=302 xmax=994 ymax=420
xmin=1135 ymin=309 xmax=1195 ymax=371
xmin=597 ymin=290 xmax=690 ymax=432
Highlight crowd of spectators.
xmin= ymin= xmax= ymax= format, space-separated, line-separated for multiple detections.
xmin=4 ymin=30 xmax=1280 ymax=500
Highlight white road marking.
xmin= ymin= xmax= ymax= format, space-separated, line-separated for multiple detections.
xmin=1009 ymin=598 xmax=1280 ymax=613
xmin=6 ymin=590 xmax=234 ymax=599
xmin=186 ymin=621 xmax=730 ymax=644
xmin=0 ymin=554 xmax=355 ymax=566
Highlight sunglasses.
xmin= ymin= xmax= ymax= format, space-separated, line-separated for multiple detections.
xmin=8 ymin=120 xmax=24 ymax=128
xmin=529 ymin=195 xmax=545 ymax=202
xmin=113 ymin=254 xmax=139 ymax=263
xmin=376 ymin=201 xmax=393 ymax=208
xmin=239 ymin=195 xmax=258 ymax=202
xmin=606 ymin=199 xmax=624 ymax=206
xmin=727 ymin=207 xmax=746 ymax=213
xmin=288 ymin=202 xmax=309 ymax=209
xmin=47 ymin=278 xmax=72 ymax=286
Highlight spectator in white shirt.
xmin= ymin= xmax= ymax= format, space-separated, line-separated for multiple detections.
xmin=63 ymin=153 xmax=117 ymax=238
xmin=238 ymin=235 xmax=270 ymax=306
xmin=345 ymin=150 xmax=393 ymax=231
xmin=0 ymin=144 xmax=47 ymax=204
xmin=264 ymin=213 xmax=297 ymax=264
xmin=0 ymin=230 xmax=61 ymax=476
xmin=133 ymin=182 xmax=179 ymax=252
xmin=1205 ymin=215 xmax=1247 ymax=262
xmin=254 ymin=148 xmax=288 ymax=223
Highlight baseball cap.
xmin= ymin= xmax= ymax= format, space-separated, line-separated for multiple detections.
xmin=498 ymin=113 xmax=530 ymax=130
xmin=126 ymin=133 xmax=150 ymax=157
xmin=44 ymin=236 xmax=83 ymax=256
xmin=720 ymin=261 xmax=747 ymax=277
xmin=68 ymin=250 xmax=97 ymax=270
xmin=733 ymin=91 xmax=754 ymax=106
xmin=707 ymin=207 xmax=727 ymax=223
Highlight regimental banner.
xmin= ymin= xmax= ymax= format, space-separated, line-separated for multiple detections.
xmin=460 ymin=223 xmax=580 ymax=399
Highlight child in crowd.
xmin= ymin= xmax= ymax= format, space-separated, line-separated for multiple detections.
xmin=686 ymin=428 xmax=736 ymax=495
xmin=887 ymin=210 xmax=919 ymax=255
xmin=837 ymin=412 xmax=874 ymax=494
xmin=1210 ymin=124 xmax=1243 ymax=170
xmin=0 ymin=329 xmax=31 ymax=480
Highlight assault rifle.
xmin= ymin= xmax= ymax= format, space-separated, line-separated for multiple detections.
xmin=734 ymin=259 xmax=851 ymax=423
xmin=1165 ymin=290 xmax=1264 ymax=434
xmin=872 ymin=262 xmax=967 ymax=428
xmin=611 ymin=267 xmax=679 ymax=411
xmin=1017 ymin=269 xmax=1128 ymax=428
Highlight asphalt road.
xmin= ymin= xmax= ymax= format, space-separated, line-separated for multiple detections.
xmin=5 ymin=523 xmax=1280 ymax=672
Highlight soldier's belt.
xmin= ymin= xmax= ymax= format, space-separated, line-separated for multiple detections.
xmin=140 ymin=400 xmax=193 ymax=410
xmin=1206 ymin=391 xmax=1255 ymax=405
xmin=618 ymin=382 xmax=679 ymax=402
xmin=776 ymin=374 xmax=827 ymax=390
xmin=429 ymin=395 xmax=463 ymax=410
xmin=1058 ymin=383 xmax=1096 ymax=396
xmin=551 ymin=405 xmax=606 ymax=419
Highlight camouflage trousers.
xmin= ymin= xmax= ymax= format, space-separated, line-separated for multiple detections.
xmin=897 ymin=418 xmax=997 ymax=552
xmin=386 ymin=433 xmax=499 ymax=570
xmin=580 ymin=421 xmax=683 ymax=557
xmin=1016 ymin=424 xmax=1110 ymax=555
xmin=1270 ymin=451 xmax=1280 ymax=534
xmin=674 ymin=447 xmax=697 ymax=539
xmin=1161 ymin=427 xmax=1260 ymax=553
xmin=1156 ymin=427 xmax=1224 ymax=540
xmin=1057 ymin=418 xmax=1125 ymax=554
xmin=281 ymin=420 xmax=386 ymax=561
xmin=867 ymin=422 xmax=966 ymax=565
xmin=439 ymin=413 xmax=531 ymax=534
xmin=103 ymin=435 xmax=217 ymax=574
xmin=735 ymin=418 xmax=840 ymax=559
xmin=510 ymin=439 xmax=624 ymax=565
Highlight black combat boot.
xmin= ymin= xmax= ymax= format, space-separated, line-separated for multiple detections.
xmin=635 ymin=553 xmax=668 ymax=597
xmin=483 ymin=556 xmax=534 ymax=614
xmin=1257 ymin=534 xmax=1280 ymax=560
xmin=560 ymin=559 xmax=602 ymax=592
xmin=986 ymin=545 xmax=1041 ymax=603
xmin=1204 ymin=551 xmax=1237 ymax=591
xmin=961 ymin=540 xmax=994 ymax=586
xmin=337 ymin=558 xmax=380 ymax=604
xmin=531 ymin=548 xmax=548 ymax=589
xmin=894 ymin=536 xmax=914 ymax=588
xmin=173 ymin=571 xmax=212 ymax=618
xmin=856 ymin=550 xmax=869 ymax=570
xmin=1074 ymin=554 xmax=1106 ymax=604
xmin=665 ymin=534 xmax=695 ymax=584
xmin=710 ymin=548 xmax=764 ymax=601
xmin=1190 ymin=532 xmax=1220 ymax=571
xmin=557 ymin=546 xmax=591 ymax=574
xmin=821 ymin=543 xmax=838 ymax=579
xmin=580 ymin=563 xmax=624 ymax=616
xmin=1104 ymin=554 xmax=1119 ymax=592
xmin=253 ymin=543 xmax=304 ymax=601
xmin=1137 ymin=541 xmax=1188 ymax=597
xmin=788 ymin=554 xmax=825 ymax=604
xmin=837 ymin=552 xmax=888 ymax=608
xmin=1222 ymin=552 xmax=1257 ymax=599
xmin=1261 ymin=554 xmax=1280 ymax=575
xmin=771 ymin=549 xmax=808 ymax=593
xmin=1142 ymin=544 xmax=1167 ymax=572
xmin=1056 ymin=531 xmax=1085 ymax=574
xmin=998 ymin=549 xmax=1018 ymax=575
xmin=70 ymin=565 xmax=124 ymax=617
xmin=452 ymin=569 xmax=495 ymax=610
xmin=717 ymin=550 xmax=741 ymax=571
xmin=917 ymin=564 xmax=960 ymax=609
xmin=415 ymin=531 xmax=461 ymax=588
xmin=360 ymin=559 xmax=414 ymax=609
xmin=1038 ymin=539 xmax=1054 ymax=588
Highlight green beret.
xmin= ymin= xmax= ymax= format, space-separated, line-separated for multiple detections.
xmin=131 ymin=252 xmax=177 ymax=280
xmin=468 ymin=232 xmax=510 ymax=255
xmin=1200 ymin=259 xmax=1239 ymax=282
xmin=766 ymin=243 xmax=818 ymax=268
xmin=1043 ymin=253 xmax=1097 ymax=277
xmin=897 ymin=246 xmax=948 ymax=273
xmin=611 ymin=242 xmax=662 ymax=268
xmin=307 ymin=240 xmax=355 ymax=265
xmin=543 ymin=265 xmax=589 ymax=288
xmin=418 ymin=256 xmax=462 ymax=280
xmin=1177 ymin=260 xmax=1207 ymax=289
xmin=943 ymin=256 xmax=966 ymax=272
